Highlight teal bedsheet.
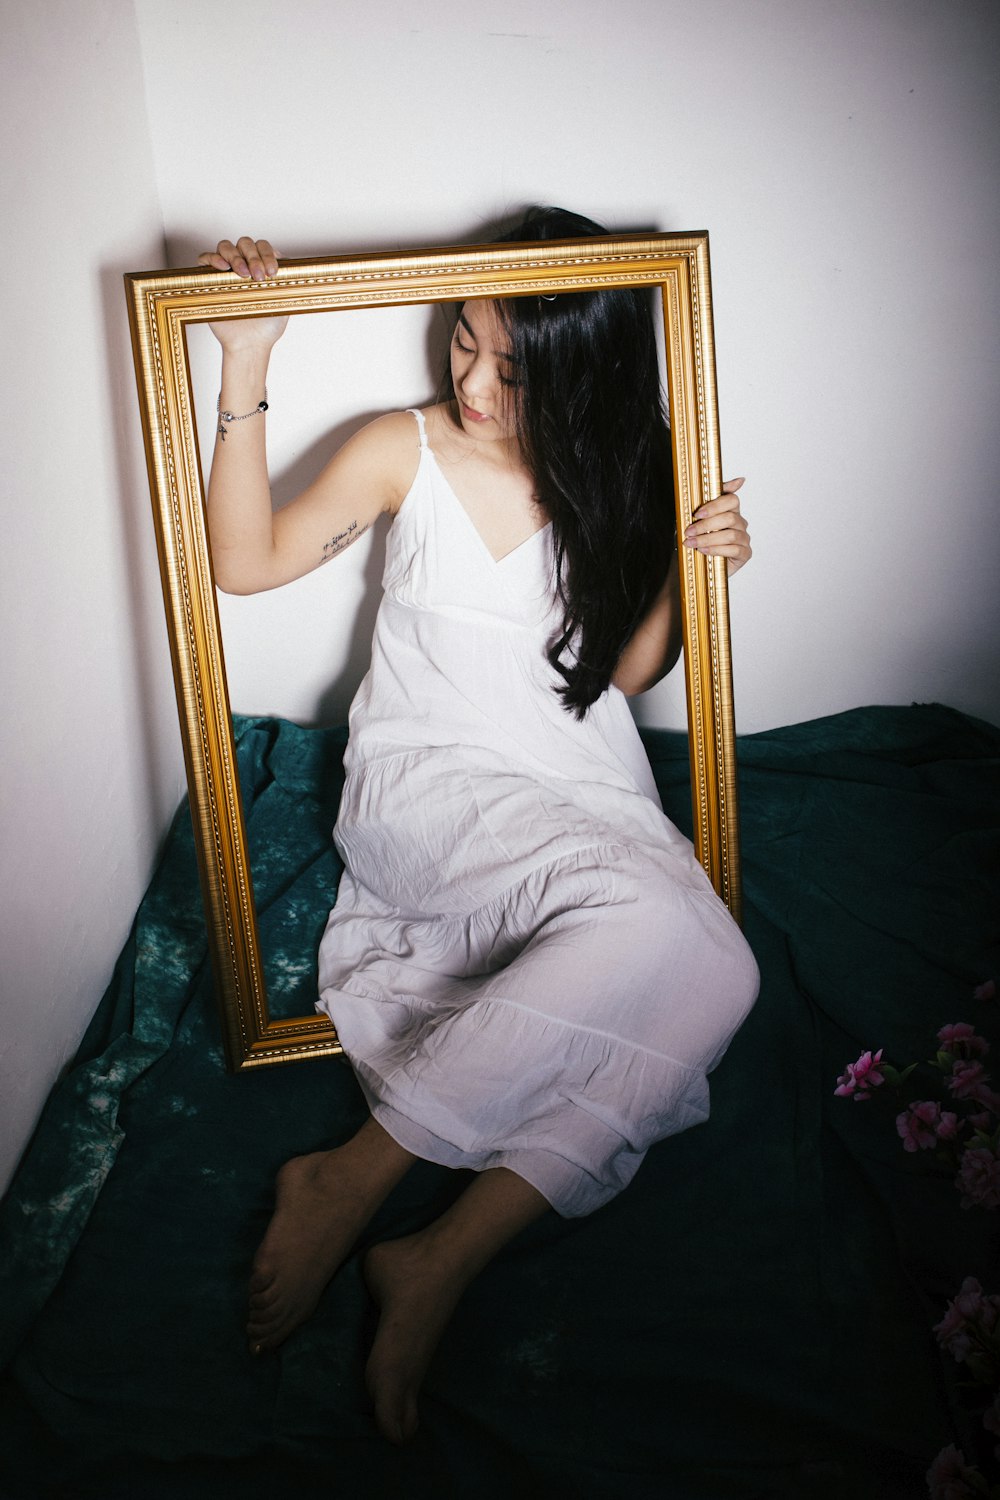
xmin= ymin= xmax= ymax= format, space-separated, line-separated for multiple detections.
xmin=1 ymin=704 xmax=997 ymax=1499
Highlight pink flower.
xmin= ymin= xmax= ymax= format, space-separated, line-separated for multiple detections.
xmin=937 ymin=1023 xmax=990 ymax=1059
xmin=941 ymin=1308 xmax=977 ymax=1368
xmin=965 ymin=1082 xmax=1000 ymax=1114
xmin=954 ymin=1280 xmax=1000 ymax=1334
xmin=948 ymin=1060 xmax=992 ymax=1100
xmin=926 ymin=1443 xmax=981 ymax=1499
xmin=935 ymin=1280 xmax=1000 ymax=1392
xmin=956 ymin=1145 xmax=1000 ymax=1211
xmin=973 ymin=979 xmax=996 ymax=1003
xmin=968 ymin=1111 xmax=994 ymax=1133
xmin=946 ymin=1060 xmax=1000 ymax=1113
xmin=935 ymin=1111 xmax=961 ymax=1141
xmin=897 ymin=1100 xmax=950 ymax=1152
xmin=834 ymin=1048 xmax=885 ymax=1100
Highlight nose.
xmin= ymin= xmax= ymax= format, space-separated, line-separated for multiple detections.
xmin=461 ymin=354 xmax=494 ymax=401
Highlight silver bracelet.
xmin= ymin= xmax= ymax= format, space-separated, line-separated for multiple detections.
xmin=217 ymin=392 xmax=268 ymax=441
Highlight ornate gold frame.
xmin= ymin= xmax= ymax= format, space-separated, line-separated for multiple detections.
xmin=125 ymin=232 xmax=742 ymax=1071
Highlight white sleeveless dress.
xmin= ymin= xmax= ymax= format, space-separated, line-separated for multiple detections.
xmin=317 ymin=410 xmax=759 ymax=1217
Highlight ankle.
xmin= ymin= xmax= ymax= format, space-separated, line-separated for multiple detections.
xmin=341 ymin=1121 xmax=415 ymax=1189
xmin=376 ymin=1224 xmax=484 ymax=1299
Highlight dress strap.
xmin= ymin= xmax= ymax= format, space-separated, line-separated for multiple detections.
xmin=406 ymin=408 xmax=429 ymax=450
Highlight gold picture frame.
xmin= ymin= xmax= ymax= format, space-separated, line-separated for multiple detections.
xmin=125 ymin=231 xmax=742 ymax=1072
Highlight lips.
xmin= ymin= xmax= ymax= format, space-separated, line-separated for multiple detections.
xmin=460 ymin=402 xmax=490 ymax=423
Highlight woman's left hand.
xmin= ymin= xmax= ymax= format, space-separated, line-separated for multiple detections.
xmin=682 ymin=477 xmax=752 ymax=576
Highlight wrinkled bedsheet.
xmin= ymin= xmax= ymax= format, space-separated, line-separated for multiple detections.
xmin=1 ymin=703 xmax=997 ymax=1500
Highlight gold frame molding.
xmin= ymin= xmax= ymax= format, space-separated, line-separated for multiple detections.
xmin=125 ymin=232 xmax=742 ymax=1072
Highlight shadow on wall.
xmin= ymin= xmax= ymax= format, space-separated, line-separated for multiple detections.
xmin=261 ymin=411 xmax=395 ymax=727
xmin=130 ymin=235 xmax=454 ymax=737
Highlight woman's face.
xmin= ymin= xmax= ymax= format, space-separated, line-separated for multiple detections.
xmin=450 ymin=300 xmax=519 ymax=443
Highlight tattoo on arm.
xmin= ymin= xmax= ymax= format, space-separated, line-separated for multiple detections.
xmin=321 ymin=519 xmax=370 ymax=563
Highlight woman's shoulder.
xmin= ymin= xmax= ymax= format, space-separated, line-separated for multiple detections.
xmin=337 ymin=405 xmax=458 ymax=512
xmin=355 ymin=405 xmax=451 ymax=445
xmin=337 ymin=408 xmax=427 ymax=513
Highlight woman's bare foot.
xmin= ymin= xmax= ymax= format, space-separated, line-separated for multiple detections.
xmin=247 ymin=1121 xmax=415 ymax=1352
xmin=363 ymin=1233 xmax=468 ymax=1444
xmin=361 ymin=1168 xmax=548 ymax=1443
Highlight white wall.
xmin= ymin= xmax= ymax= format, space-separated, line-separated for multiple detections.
xmin=0 ymin=0 xmax=184 ymax=1191
xmin=136 ymin=0 xmax=1000 ymax=733
xmin=2 ymin=0 xmax=997 ymax=1191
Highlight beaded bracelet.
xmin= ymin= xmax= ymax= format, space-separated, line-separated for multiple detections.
xmin=217 ymin=393 xmax=268 ymax=441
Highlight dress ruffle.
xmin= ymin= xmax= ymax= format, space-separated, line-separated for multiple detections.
xmin=316 ymin=410 xmax=759 ymax=1217
xmin=319 ymin=841 xmax=758 ymax=1217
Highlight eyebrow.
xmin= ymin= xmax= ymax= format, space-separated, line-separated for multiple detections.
xmin=457 ymin=312 xmax=519 ymax=365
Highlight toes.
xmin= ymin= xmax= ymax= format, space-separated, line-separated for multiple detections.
xmin=247 ymin=1320 xmax=285 ymax=1353
xmin=247 ymin=1303 xmax=288 ymax=1343
xmin=248 ymin=1284 xmax=280 ymax=1311
xmin=367 ymin=1350 xmax=421 ymax=1446
xmin=400 ymin=1391 xmax=420 ymax=1443
xmin=374 ymin=1399 xmax=405 ymax=1446
xmin=249 ymin=1264 xmax=275 ymax=1295
xmin=372 ymin=1386 xmax=419 ymax=1445
xmin=383 ymin=1417 xmax=406 ymax=1446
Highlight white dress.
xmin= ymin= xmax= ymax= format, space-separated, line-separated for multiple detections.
xmin=317 ymin=410 xmax=759 ymax=1217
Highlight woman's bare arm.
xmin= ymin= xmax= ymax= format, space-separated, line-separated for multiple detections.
xmin=199 ymin=236 xmax=413 ymax=595
xmin=613 ymin=478 xmax=752 ymax=696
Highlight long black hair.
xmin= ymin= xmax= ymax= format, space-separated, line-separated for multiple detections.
xmin=491 ymin=207 xmax=675 ymax=717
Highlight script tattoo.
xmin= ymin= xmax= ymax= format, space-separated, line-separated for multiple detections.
xmin=321 ymin=519 xmax=370 ymax=563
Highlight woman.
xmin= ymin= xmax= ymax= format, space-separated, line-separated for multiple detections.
xmin=199 ymin=208 xmax=758 ymax=1444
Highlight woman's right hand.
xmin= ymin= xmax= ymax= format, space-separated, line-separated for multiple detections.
xmin=197 ymin=236 xmax=287 ymax=351
xmin=198 ymin=235 xmax=279 ymax=280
